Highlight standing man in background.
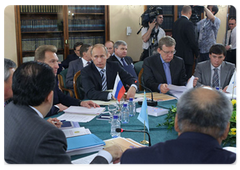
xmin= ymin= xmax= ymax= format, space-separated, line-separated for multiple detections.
xmin=140 ymin=7 xmax=165 ymax=61
xmin=172 ymin=5 xmax=199 ymax=79
xmin=224 ymin=17 xmax=236 ymax=65
xmin=197 ymin=5 xmax=220 ymax=62
xmin=105 ymin=40 xmax=114 ymax=57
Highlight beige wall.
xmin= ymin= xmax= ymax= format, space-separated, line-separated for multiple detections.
xmin=4 ymin=5 xmax=17 ymax=65
xmin=4 ymin=5 xmax=230 ymax=65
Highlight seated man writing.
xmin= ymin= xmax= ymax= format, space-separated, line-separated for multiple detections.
xmin=81 ymin=44 xmax=138 ymax=101
xmin=193 ymin=44 xmax=235 ymax=92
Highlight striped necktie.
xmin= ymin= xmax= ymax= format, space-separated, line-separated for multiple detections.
xmin=212 ymin=68 xmax=219 ymax=88
xmin=100 ymin=69 xmax=107 ymax=91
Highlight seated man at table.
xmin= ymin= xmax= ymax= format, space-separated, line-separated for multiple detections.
xmin=81 ymin=44 xmax=138 ymax=101
xmin=120 ymin=87 xmax=236 ymax=164
xmin=35 ymin=45 xmax=99 ymax=117
xmin=4 ymin=61 xmax=123 ymax=164
xmin=66 ymin=44 xmax=92 ymax=92
xmin=142 ymin=36 xmax=187 ymax=94
xmin=193 ymin=44 xmax=235 ymax=91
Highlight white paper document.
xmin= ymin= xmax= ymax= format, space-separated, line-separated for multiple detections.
xmin=136 ymin=106 xmax=168 ymax=117
xmin=63 ymin=106 xmax=105 ymax=115
xmin=57 ymin=113 xmax=96 ymax=122
xmin=61 ymin=127 xmax=91 ymax=138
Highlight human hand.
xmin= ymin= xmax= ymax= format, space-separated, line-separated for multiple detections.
xmin=80 ymin=100 xmax=100 ymax=108
xmin=56 ymin=103 xmax=68 ymax=112
xmin=104 ymin=145 xmax=123 ymax=164
xmin=223 ymin=86 xmax=228 ymax=93
xmin=225 ymin=45 xmax=231 ymax=51
xmin=192 ymin=77 xmax=199 ymax=87
xmin=160 ymin=84 xmax=169 ymax=93
xmin=126 ymin=86 xmax=136 ymax=99
xmin=148 ymin=19 xmax=156 ymax=30
xmin=47 ymin=118 xmax=62 ymax=128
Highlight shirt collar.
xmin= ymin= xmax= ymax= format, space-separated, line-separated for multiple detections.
xmin=210 ymin=63 xmax=221 ymax=70
xmin=182 ymin=15 xmax=189 ymax=20
xmin=95 ymin=64 xmax=106 ymax=73
xmin=29 ymin=106 xmax=43 ymax=118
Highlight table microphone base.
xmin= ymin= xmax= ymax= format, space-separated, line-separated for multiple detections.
xmin=140 ymin=139 xmax=149 ymax=145
xmin=138 ymin=100 xmax=158 ymax=106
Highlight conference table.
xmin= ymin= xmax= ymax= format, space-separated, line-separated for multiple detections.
xmin=49 ymin=98 xmax=178 ymax=161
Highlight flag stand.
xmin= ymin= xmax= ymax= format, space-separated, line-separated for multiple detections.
xmin=140 ymin=121 xmax=149 ymax=145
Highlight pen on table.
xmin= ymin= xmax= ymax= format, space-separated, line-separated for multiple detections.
xmin=53 ymin=120 xmax=66 ymax=124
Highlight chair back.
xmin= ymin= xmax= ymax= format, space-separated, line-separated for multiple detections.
xmin=138 ymin=68 xmax=144 ymax=91
xmin=134 ymin=61 xmax=143 ymax=76
xmin=73 ymin=70 xmax=85 ymax=100
xmin=58 ymin=68 xmax=73 ymax=97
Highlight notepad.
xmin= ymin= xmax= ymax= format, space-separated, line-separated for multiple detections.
xmin=63 ymin=106 xmax=105 ymax=115
xmin=136 ymin=106 xmax=169 ymax=117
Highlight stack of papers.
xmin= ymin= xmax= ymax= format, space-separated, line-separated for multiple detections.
xmin=62 ymin=127 xmax=91 ymax=138
xmin=136 ymin=106 xmax=168 ymax=117
xmin=57 ymin=106 xmax=105 ymax=122
xmin=66 ymin=134 xmax=105 ymax=156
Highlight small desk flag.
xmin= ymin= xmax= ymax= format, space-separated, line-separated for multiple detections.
xmin=226 ymin=70 xmax=236 ymax=95
xmin=112 ymin=73 xmax=126 ymax=101
xmin=137 ymin=91 xmax=149 ymax=132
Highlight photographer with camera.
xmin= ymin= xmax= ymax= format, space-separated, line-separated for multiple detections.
xmin=140 ymin=7 xmax=165 ymax=61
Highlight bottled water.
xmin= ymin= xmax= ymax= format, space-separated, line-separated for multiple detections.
xmin=128 ymin=97 xmax=135 ymax=117
xmin=110 ymin=115 xmax=121 ymax=138
xmin=121 ymin=104 xmax=129 ymax=124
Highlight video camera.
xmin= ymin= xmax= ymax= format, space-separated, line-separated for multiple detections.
xmin=141 ymin=6 xmax=163 ymax=27
xmin=190 ymin=6 xmax=204 ymax=25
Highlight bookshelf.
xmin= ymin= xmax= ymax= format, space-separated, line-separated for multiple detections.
xmin=15 ymin=5 xmax=109 ymax=65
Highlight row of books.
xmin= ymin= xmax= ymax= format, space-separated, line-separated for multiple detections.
xmin=161 ymin=17 xmax=173 ymax=30
xmin=68 ymin=19 xmax=105 ymax=31
xmin=21 ymin=19 xmax=61 ymax=32
xmin=20 ymin=5 xmax=62 ymax=13
xmin=68 ymin=5 xmax=105 ymax=14
xmin=69 ymin=36 xmax=104 ymax=49
xmin=22 ymin=38 xmax=63 ymax=51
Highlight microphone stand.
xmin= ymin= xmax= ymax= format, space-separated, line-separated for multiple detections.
xmin=137 ymin=84 xmax=157 ymax=106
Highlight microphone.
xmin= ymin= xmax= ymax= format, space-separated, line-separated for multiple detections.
xmin=135 ymin=80 xmax=157 ymax=106
xmin=116 ymin=128 xmax=151 ymax=146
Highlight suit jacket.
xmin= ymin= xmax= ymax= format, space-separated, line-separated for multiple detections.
xmin=194 ymin=60 xmax=235 ymax=88
xmin=81 ymin=61 xmax=138 ymax=101
xmin=120 ymin=132 xmax=236 ymax=164
xmin=61 ymin=53 xmax=79 ymax=69
xmin=108 ymin=55 xmax=137 ymax=79
xmin=143 ymin=54 xmax=187 ymax=92
xmin=4 ymin=102 xmax=109 ymax=164
xmin=46 ymin=80 xmax=81 ymax=117
xmin=172 ymin=16 xmax=199 ymax=65
xmin=66 ymin=58 xmax=84 ymax=89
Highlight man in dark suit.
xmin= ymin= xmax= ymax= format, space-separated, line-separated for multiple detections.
xmin=34 ymin=45 xmax=99 ymax=117
xmin=4 ymin=58 xmax=16 ymax=106
xmin=193 ymin=44 xmax=235 ymax=91
xmin=172 ymin=5 xmax=199 ymax=79
xmin=81 ymin=44 xmax=138 ymax=101
xmin=121 ymin=87 xmax=236 ymax=164
xmin=143 ymin=36 xmax=187 ymax=93
xmin=61 ymin=42 xmax=83 ymax=68
xmin=4 ymin=61 xmax=123 ymax=164
xmin=108 ymin=40 xmax=137 ymax=79
xmin=66 ymin=44 xmax=92 ymax=91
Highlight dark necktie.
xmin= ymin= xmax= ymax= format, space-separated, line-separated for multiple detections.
xmin=163 ymin=62 xmax=172 ymax=84
xmin=212 ymin=68 xmax=219 ymax=88
xmin=87 ymin=61 xmax=91 ymax=65
xmin=100 ymin=69 xmax=107 ymax=91
xmin=228 ymin=30 xmax=232 ymax=45
xmin=121 ymin=58 xmax=127 ymax=66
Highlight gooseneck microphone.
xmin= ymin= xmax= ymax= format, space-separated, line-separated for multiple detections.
xmin=116 ymin=128 xmax=151 ymax=146
xmin=136 ymin=80 xmax=157 ymax=106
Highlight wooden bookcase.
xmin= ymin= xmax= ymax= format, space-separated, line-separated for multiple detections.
xmin=15 ymin=5 xmax=109 ymax=66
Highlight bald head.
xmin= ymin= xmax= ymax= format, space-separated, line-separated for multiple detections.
xmin=176 ymin=87 xmax=232 ymax=138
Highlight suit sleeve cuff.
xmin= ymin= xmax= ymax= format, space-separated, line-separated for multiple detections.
xmin=97 ymin=149 xmax=113 ymax=163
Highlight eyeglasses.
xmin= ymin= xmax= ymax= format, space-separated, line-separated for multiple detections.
xmin=229 ymin=23 xmax=235 ymax=25
xmin=161 ymin=50 xmax=176 ymax=55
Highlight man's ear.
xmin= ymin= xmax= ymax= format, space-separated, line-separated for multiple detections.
xmin=222 ymin=122 xmax=230 ymax=140
xmin=45 ymin=91 xmax=54 ymax=104
xmin=157 ymin=48 xmax=161 ymax=54
xmin=174 ymin=114 xmax=180 ymax=133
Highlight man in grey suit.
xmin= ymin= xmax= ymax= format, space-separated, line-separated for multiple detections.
xmin=66 ymin=44 xmax=92 ymax=91
xmin=193 ymin=44 xmax=235 ymax=92
xmin=4 ymin=61 xmax=122 ymax=164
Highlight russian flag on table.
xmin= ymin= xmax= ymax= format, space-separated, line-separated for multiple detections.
xmin=112 ymin=73 xmax=126 ymax=101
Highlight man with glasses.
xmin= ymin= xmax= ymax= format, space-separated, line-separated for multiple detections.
xmin=224 ymin=17 xmax=236 ymax=65
xmin=143 ymin=36 xmax=187 ymax=93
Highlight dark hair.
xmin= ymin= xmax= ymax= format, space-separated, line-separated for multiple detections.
xmin=74 ymin=42 xmax=84 ymax=50
xmin=4 ymin=58 xmax=16 ymax=81
xmin=80 ymin=44 xmax=92 ymax=57
xmin=209 ymin=44 xmax=226 ymax=57
xmin=12 ymin=61 xmax=55 ymax=106
xmin=207 ymin=5 xmax=219 ymax=15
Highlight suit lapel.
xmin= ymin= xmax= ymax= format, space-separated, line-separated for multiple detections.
xmin=206 ymin=61 xmax=212 ymax=85
xmin=156 ymin=55 xmax=167 ymax=82
xmin=220 ymin=62 xmax=227 ymax=87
